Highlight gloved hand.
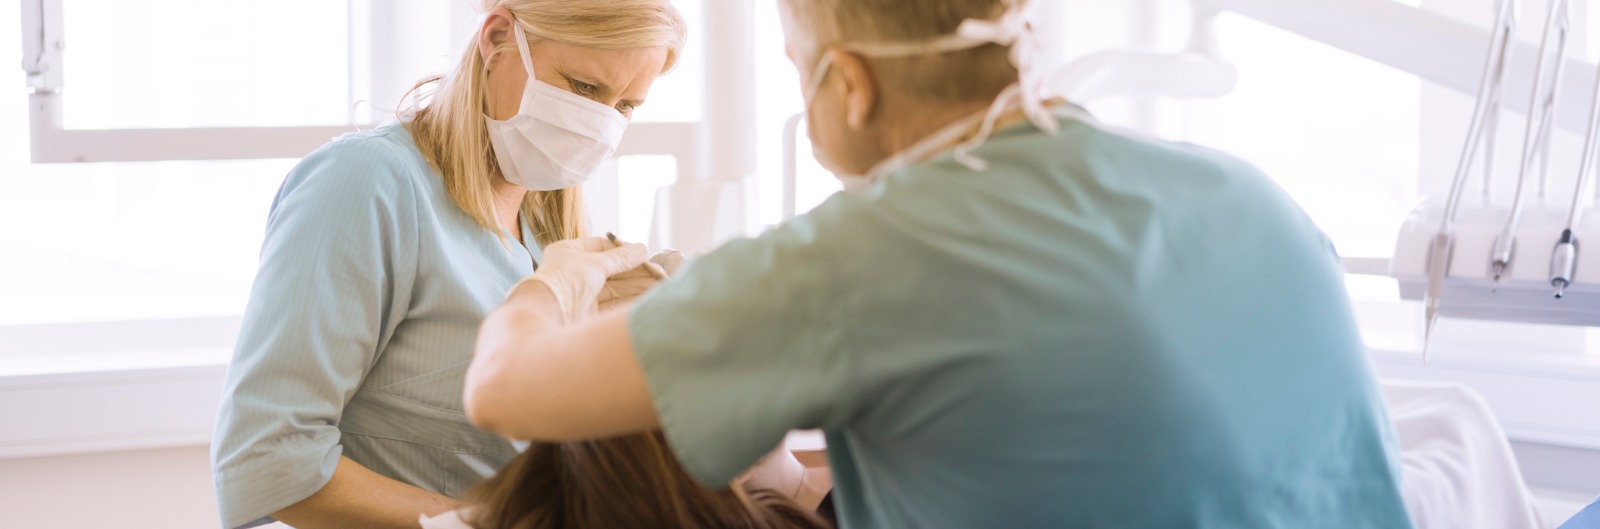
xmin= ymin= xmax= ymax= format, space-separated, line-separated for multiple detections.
xmin=598 ymin=250 xmax=686 ymax=312
xmin=650 ymin=249 xmax=687 ymax=276
xmin=506 ymin=236 xmax=648 ymax=324
xmin=735 ymin=444 xmax=833 ymax=510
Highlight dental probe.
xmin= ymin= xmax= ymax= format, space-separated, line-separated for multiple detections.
xmin=607 ymin=232 xmax=669 ymax=280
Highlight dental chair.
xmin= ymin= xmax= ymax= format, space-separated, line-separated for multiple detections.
xmin=1381 ymin=379 xmax=1546 ymax=529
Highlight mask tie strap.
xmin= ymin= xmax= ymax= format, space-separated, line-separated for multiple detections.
xmin=948 ymin=1 xmax=1058 ymax=170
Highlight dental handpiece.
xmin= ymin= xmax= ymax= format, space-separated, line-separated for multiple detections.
xmin=1496 ymin=0 xmax=1569 ymax=286
xmin=1553 ymin=0 xmax=1598 ymax=300
xmin=1430 ymin=1 xmax=1519 ymax=359
xmin=1551 ymin=230 xmax=1578 ymax=299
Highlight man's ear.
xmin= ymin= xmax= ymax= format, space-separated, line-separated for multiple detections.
xmin=479 ymin=8 xmax=516 ymax=68
xmin=830 ymin=50 xmax=880 ymax=131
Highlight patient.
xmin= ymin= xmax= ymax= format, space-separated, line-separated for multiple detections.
xmin=421 ymin=432 xmax=832 ymax=529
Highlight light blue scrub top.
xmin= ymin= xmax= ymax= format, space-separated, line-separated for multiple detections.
xmin=212 ymin=123 xmax=540 ymax=529
xmin=630 ymin=108 xmax=1413 ymax=528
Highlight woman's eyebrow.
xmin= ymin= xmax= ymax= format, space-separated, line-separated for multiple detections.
xmin=560 ymin=69 xmax=645 ymax=107
xmin=559 ymin=67 xmax=612 ymax=92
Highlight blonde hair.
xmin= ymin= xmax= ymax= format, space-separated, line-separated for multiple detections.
xmin=779 ymin=0 xmax=1018 ymax=103
xmin=403 ymin=0 xmax=688 ymax=245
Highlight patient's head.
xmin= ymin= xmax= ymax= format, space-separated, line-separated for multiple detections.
xmin=462 ymin=432 xmax=831 ymax=529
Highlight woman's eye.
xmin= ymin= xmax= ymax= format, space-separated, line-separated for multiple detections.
xmin=570 ymin=80 xmax=598 ymax=96
xmin=617 ymin=102 xmax=636 ymax=115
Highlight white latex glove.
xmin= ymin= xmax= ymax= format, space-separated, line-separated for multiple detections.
xmin=651 ymin=249 xmax=687 ymax=276
xmin=735 ymin=445 xmax=833 ymax=511
xmin=598 ymin=250 xmax=685 ymax=312
xmin=506 ymin=236 xmax=648 ymax=324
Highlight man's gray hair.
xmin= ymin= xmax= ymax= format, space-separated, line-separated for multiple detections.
xmin=778 ymin=0 xmax=1024 ymax=102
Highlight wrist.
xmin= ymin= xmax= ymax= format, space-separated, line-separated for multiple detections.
xmin=506 ymin=276 xmax=569 ymax=325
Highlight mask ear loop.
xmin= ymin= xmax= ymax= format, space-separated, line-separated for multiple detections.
xmin=829 ymin=0 xmax=1059 ymax=172
xmin=509 ymin=21 xmax=538 ymax=86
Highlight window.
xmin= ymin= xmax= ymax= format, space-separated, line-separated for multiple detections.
xmin=1161 ymin=13 xmax=1421 ymax=261
xmin=751 ymin=2 xmax=838 ymax=229
xmin=2 ymin=0 xmax=709 ymax=331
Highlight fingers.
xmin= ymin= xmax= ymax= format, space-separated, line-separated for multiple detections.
xmin=595 ymin=242 xmax=649 ymax=277
xmin=568 ymin=236 xmax=618 ymax=252
xmin=641 ymin=262 xmax=669 ymax=279
xmin=598 ymin=276 xmax=657 ymax=303
xmin=649 ymin=250 xmax=687 ymax=276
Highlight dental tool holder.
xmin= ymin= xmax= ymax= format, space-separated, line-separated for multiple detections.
xmin=1393 ymin=0 xmax=1600 ymax=330
xmin=1393 ymin=205 xmax=1600 ymax=326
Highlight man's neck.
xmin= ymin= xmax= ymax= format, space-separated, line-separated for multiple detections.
xmin=880 ymin=98 xmax=994 ymax=155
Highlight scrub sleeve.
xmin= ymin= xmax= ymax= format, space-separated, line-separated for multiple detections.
xmin=627 ymin=222 xmax=860 ymax=486
xmin=211 ymin=139 xmax=419 ymax=528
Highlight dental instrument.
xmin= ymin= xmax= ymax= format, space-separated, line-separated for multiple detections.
xmin=1549 ymin=45 xmax=1600 ymax=299
xmin=607 ymin=232 xmax=669 ymax=280
xmin=1491 ymin=0 xmax=1568 ymax=289
xmin=1426 ymin=0 xmax=1520 ymax=359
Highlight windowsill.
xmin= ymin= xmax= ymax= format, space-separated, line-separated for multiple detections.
xmin=0 ymin=317 xmax=239 ymax=460
xmin=0 ymin=316 xmax=240 ymax=376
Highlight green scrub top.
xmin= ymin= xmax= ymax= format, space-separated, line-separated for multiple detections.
xmin=629 ymin=108 xmax=1412 ymax=528
xmin=212 ymin=123 xmax=540 ymax=529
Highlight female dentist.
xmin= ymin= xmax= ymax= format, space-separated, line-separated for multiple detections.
xmin=210 ymin=2 xmax=684 ymax=528
xmin=466 ymin=0 xmax=1414 ymax=527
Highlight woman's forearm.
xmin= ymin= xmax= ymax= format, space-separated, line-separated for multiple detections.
xmin=271 ymin=456 xmax=460 ymax=529
xmin=467 ymin=284 xmax=660 ymax=441
xmin=465 ymin=281 xmax=565 ymax=433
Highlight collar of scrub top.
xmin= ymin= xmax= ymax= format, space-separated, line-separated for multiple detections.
xmin=1424 ymin=0 xmax=1521 ymax=361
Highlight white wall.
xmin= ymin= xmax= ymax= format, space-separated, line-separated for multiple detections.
xmin=0 ymin=446 xmax=225 ymax=529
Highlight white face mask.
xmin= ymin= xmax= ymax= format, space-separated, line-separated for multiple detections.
xmin=486 ymin=22 xmax=629 ymax=192
xmin=799 ymin=0 xmax=1057 ymax=195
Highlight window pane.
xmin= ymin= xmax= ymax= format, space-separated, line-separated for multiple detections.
xmin=1159 ymin=13 xmax=1422 ymax=259
xmin=4 ymin=6 xmax=280 ymax=326
xmin=62 ymin=0 xmax=354 ymax=129
xmin=0 ymin=160 xmax=287 ymax=326
xmin=616 ymin=156 xmax=679 ymax=242
xmin=752 ymin=0 xmax=838 ymax=227
xmin=631 ymin=0 xmax=706 ymax=123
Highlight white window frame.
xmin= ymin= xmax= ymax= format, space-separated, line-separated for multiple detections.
xmin=19 ymin=0 xmax=354 ymax=162
xmin=17 ymin=0 xmax=707 ymax=167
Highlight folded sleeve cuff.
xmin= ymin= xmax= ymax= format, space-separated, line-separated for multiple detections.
xmin=215 ymin=435 xmax=343 ymax=529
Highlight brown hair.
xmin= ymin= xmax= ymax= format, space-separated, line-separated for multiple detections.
xmin=462 ymin=432 xmax=832 ymax=529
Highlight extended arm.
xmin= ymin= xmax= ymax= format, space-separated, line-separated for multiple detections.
xmin=271 ymin=456 xmax=459 ymax=529
xmin=465 ymin=281 xmax=660 ymax=441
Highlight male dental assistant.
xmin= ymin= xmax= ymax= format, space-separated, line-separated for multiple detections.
xmin=464 ymin=0 xmax=1414 ymax=527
